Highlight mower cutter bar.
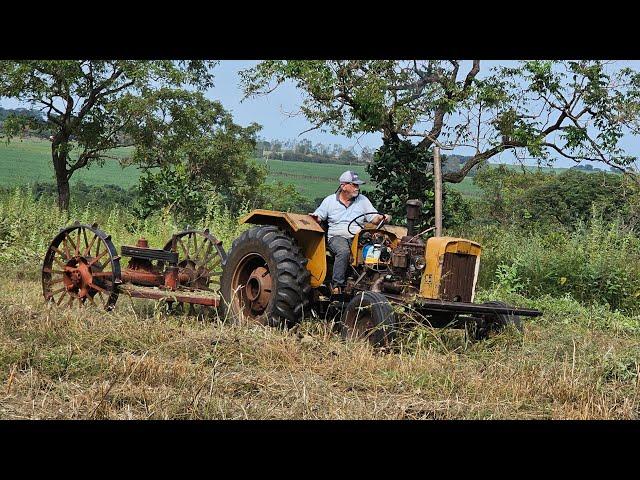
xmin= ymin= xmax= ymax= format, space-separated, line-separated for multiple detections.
xmin=408 ymin=298 xmax=542 ymax=317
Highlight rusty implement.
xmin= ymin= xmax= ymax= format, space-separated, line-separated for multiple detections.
xmin=42 ymin=223 xmax=226 ymax=311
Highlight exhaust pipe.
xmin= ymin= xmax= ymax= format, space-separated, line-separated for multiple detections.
xmin=406 ymin=199 xmax=423 ymax=237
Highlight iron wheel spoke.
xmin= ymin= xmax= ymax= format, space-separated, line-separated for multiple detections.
xmin=56 ymin=291 xmax=68 ymax=306
xmin=84 ymin=233 xmax=98 ymax=257
xmin=75 ymin=228 xmax=81 ymax=256
xmin=62 ymin=236 xmax=71 ymax=259
xmin=66 ymin=232 xmax=78 ymax=257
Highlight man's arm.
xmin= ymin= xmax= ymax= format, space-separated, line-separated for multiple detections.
xmin=362 ymin=197 xmax=391 ymax=225
xmin=309 ymin=197 xmax=329 ymax=223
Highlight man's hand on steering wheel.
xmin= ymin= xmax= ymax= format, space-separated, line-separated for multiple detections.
xmin=347 ymin=212 xmax=391 ymax=236
xmin=371 ymin=213 xmax=392 ymax=228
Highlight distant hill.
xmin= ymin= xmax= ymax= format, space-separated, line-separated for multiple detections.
xmin=0 ymin=106 xmax=49 ymax=138
xmin=0 ymin=106 xmax=44 ymax=122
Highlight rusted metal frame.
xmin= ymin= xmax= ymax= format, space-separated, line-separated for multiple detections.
xmin=122 ymin=287 xmax=219 ymax=307
xmin=121 ymin=269 xmax=166 ymax=287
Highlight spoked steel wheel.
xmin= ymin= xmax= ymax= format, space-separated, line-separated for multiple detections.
xmin=42 ymin=223 xmax=121 ymax=311
xmin=162 ymin=229 xmax=226 ymax=314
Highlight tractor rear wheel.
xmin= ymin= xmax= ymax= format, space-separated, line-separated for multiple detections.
xmin=220 ymin=226 xmax=311 ymax=328
xmin=340 ymin=291 xmax=397 ymax=348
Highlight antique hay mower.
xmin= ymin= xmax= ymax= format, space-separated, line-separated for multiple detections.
xmin=42 ymin=222 xmax=225 ymax=311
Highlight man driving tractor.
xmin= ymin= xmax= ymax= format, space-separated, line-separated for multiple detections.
xmin=310 ymin=171 xmax=390 ymax=294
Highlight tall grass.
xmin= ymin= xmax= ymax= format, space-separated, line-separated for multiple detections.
xmin=456 ymin=210 xmax=640 ymax=314
xmin=1 ymin=189 xmax=640 ymax=419
xmin=0 ymin=187 xmax=247 ymax=279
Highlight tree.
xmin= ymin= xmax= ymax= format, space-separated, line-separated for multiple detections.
xmin=240 ymin=60 xmax=640 ymax=184
xmin=0 ymin=60 xmax=229 ymax=210
xmin=338 ymin=148 xmax=356 ymax=164
xmin=365 ymin=139 xmax=435 ymax=230
xmin=472 ymin=166 xmax=635 ymax=228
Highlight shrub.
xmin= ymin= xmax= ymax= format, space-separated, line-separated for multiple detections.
xmin=458 ymin=209 xmax=640 ymax=313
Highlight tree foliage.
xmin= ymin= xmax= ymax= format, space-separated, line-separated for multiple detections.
xmin=364 ymin=139 xmax=470 ymax=230
xmin=241 ymin=60 xmax=640 ymax=183
xmin=472 ymin=166 xmax=639 ymax=228
xmin=0 ymin=60 xmax=261 ymax=211
xmin=364 ymin=139 xmax=435 ymax=230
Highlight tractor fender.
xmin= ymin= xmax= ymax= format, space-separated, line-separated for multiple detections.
xmin=239 ymin=209 xmax=327 ymax=287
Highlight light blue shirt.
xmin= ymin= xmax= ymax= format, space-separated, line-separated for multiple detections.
xmin=313 ymin=192 xmax=378 ymax=239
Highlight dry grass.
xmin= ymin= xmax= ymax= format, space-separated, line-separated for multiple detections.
xmin=1 ymin=276 xmax=639 ymax=420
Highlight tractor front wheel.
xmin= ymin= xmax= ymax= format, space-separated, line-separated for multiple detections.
xmin=340 ymin=291 xmax=397 ymax=348
xmin=220 ymin=226 xmax=311 ymax=328
xmin=467 ymin=300 xmax=523 ymax=341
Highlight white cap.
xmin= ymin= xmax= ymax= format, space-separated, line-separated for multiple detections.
xmin=338 ymin=170 xmax=365 ymax=185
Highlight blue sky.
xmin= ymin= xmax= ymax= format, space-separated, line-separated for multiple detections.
xmin=3 ymin=60 xmax=640 ymax=169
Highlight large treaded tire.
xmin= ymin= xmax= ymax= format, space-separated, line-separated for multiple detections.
xmin=340 ymin=291 xmax=397 ymax=349
xmin=220 ymin=225 xmax=311 ymax=328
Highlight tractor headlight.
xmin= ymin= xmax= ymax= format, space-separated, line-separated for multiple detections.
xmin=412 ymin=256 xmax=426 ymax=270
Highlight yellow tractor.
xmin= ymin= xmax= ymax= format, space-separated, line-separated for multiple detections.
xmin=220 ymin=200 xmax=541 ymax=347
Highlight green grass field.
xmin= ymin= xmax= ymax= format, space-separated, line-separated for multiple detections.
xmin=258 ymin=157 xmax=482 ymax=199
xmin=0 ymin=137 xmax=140 ymax=188
xmin=1 ymin=137 xmax=562 ymax=201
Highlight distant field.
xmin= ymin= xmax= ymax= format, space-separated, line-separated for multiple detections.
xmin=1 ymin=137 xmax=565 ymax=201
xmin=257 ymin=157 xmax=482 ymax=199
xmin=0 ymin=137 xmax=140 ymax=188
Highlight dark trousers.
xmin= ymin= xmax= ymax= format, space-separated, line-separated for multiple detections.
xmin=328 ymin=236 xmax=352 ymax=287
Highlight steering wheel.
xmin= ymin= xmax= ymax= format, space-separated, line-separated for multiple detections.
xmin=347 ymin=211 xmax=388 ymax=236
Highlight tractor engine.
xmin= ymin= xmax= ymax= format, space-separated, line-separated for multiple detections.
xmin=348 ymin=199 xmax=481 ymax=302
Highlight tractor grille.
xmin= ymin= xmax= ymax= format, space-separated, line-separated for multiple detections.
xmin=439 ymin=252 xmax=477 ymax=302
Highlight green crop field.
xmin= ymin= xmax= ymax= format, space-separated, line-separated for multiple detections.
xmin=257 ymin=157 xmax=483 ymax=199
xmin=0 ymin=137 xmax=140 ymax=188
xmin=1 ymin=137 xmax=555 ymax=201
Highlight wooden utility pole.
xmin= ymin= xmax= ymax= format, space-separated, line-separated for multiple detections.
xmin=433 ymin=145 xmax=442 ymax=237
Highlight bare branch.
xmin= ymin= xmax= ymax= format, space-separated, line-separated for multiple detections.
xmin=463 ymin=60 xmax=480 ymax=90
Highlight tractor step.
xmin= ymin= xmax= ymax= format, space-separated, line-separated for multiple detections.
xmin=119 ymin=283 xmax=220 ymax=307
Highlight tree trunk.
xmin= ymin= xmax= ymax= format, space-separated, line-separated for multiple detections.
xmin=52 ymin=143 xmax=70 ymax=211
